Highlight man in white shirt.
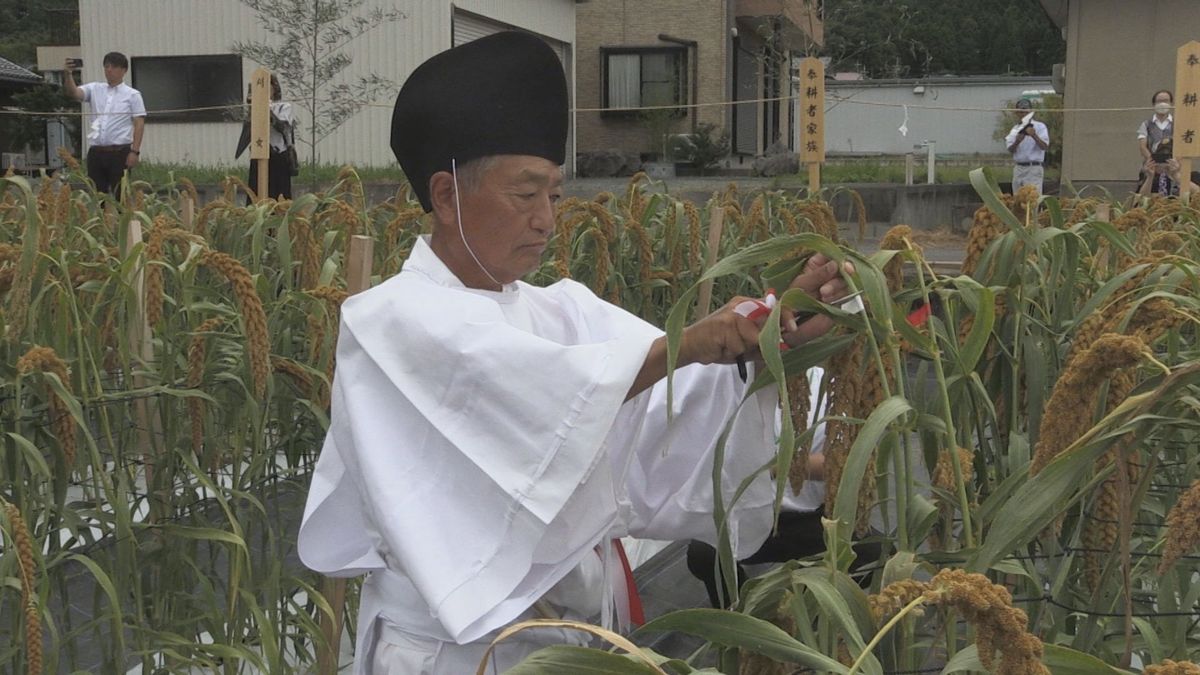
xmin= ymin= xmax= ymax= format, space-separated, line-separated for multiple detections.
xmin=297 ymin=31 xmax=851 ymax=674
xmin=63 ymin=51 xmax=146 ymax=196
xmin=1004 ymin=98 xmax=1050 ymax=196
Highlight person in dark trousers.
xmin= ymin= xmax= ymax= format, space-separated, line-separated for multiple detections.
xmin=63 ymin=52 xmax=146 ymax=196
xmin=1137 ymin=89 xmax=1176 ymax=197
xmin=686 ymin=368 xmax=880 ymax=608
xmin=236 ymin=74 xmax=295 ymax=200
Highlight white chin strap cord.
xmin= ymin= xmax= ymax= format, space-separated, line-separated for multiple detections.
xmin=451 ymin=158 xmax=503 ymax=289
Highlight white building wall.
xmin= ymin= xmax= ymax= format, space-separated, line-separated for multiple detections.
xmin=77 ymin=0 xmax=575 ymax=168
xmin=818 ymin=77 xmax=1054 ymax=157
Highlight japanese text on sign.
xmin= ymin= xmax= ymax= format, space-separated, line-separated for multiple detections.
xmin=798 ymin=57 xmax=824 ymax=164
xmin=249 ymin=67 xmax=271 ymax=161
xmin=1174 ymin=42 xmax=1200 ymax=158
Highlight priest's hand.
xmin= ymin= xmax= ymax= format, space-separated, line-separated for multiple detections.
xmin=625 ymin=296 xmax=766 ymax=400
xmin=780 ymin=254 xmax=853 ymax=348
xmin=679 ymin=296 xmax=767 ymax=366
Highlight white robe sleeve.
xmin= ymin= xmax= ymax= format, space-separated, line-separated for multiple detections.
xmin=618 ymin=363 xmax=779 ymax=558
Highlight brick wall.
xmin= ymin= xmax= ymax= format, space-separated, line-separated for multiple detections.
xmin=575 ymin=0 xmax=730 ymax=158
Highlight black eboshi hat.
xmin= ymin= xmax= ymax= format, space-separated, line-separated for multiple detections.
xmin=390 ymin=31 xmax=568 ymax=212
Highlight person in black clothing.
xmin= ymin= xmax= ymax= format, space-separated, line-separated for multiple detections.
xmin=685 ymin=368 xmax=880 ymax=608
xmin=236 ymin=74 xmax=295 ymax=200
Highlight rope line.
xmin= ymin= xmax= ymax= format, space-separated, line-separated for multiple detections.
xmin=336 ymin=93 xmax=1169 ymax=115
xmin=0 ymin=92 xmax=1165 ymax=118
xmin=0 ymin=101 xmax=253 ymax=117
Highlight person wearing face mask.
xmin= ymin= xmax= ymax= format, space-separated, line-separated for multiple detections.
xmin=1004 ymin=98 xmax=1050 ymax=195
xmin=297 ymin=32 xmax=854 ymax=674
xmin=1137 ymin=90 xmax=1176 ymax=197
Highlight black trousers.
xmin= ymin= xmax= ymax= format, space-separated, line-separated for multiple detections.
xmin=86 ymin=145 xmax=132 ymax=196
xmin=247 ymin=150 xmax=293 ymax=201
xmin=685 ymin=508 xmax=881 ymax=608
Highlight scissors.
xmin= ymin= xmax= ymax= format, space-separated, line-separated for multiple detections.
xmin=733 ymin=289 xmax=865 ymax=382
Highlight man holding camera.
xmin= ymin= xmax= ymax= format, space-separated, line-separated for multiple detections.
xmin=63 ymin=52 xmax=146 ymax=196
xmin=1004 ymin=98 xmax=1050 ymax=196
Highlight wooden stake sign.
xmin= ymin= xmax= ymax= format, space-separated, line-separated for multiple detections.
xmin=1175 ymin=42 xmax=1200 ymax=199
xmin=121 ymin=213 xmax=163 ymax=521
xmin=249 ymin=67 xmax=271 ymax=201
xmin=798 ymin=57 xmax=825 ymax=194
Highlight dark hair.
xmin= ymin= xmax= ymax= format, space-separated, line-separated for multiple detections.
xmin=102 ymin=52 xmax=128 ymax=69
xmin=1152 ymin=89 xmax=1173 ymax=104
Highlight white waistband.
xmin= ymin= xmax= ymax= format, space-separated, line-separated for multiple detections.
xmin=361 ymin=568 xmax=455 ymax=642
xmin=357 ymin=568 xmax=591 ymax=674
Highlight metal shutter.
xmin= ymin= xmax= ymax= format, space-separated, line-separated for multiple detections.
xmin=452 ymin=10 xmax=506 ymax=47
xmin=452 ymin=10 xmax=569 ymax=67
xmin=734 ymin=45 xmax=759 ymax=156
xmin=450 ymin=9 xmax=574 ymax=175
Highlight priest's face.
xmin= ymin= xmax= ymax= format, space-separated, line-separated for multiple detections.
xmin=448 ymin=155 xmax=563 ymax=288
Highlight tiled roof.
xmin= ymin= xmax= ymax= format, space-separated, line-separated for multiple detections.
xmin=0 ymin=56 xmax=43 ymax=85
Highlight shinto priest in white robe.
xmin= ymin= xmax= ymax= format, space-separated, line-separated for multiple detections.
xmin=298 ymin=235 xmax=782 ymax=673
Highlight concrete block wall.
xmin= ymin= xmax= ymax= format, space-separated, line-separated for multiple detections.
xmin=575 ymin=0 xmax=729 ymax=158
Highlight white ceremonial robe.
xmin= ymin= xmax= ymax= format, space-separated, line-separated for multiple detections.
xmin=298 ymin=236 xmax=780 ymax=674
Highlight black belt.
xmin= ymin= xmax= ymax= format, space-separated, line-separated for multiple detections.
xmin=90 ymin=144 xmax=130 ymax=153
xmin=1015 ymin=161 xmax=1042 ymax=167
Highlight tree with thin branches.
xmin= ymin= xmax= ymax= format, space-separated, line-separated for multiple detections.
xmin=232 ymin=0 xmax=405 ymax=180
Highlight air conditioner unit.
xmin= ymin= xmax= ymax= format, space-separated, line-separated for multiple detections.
xmin=0 ymin=153 xmax=25 ymax=171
